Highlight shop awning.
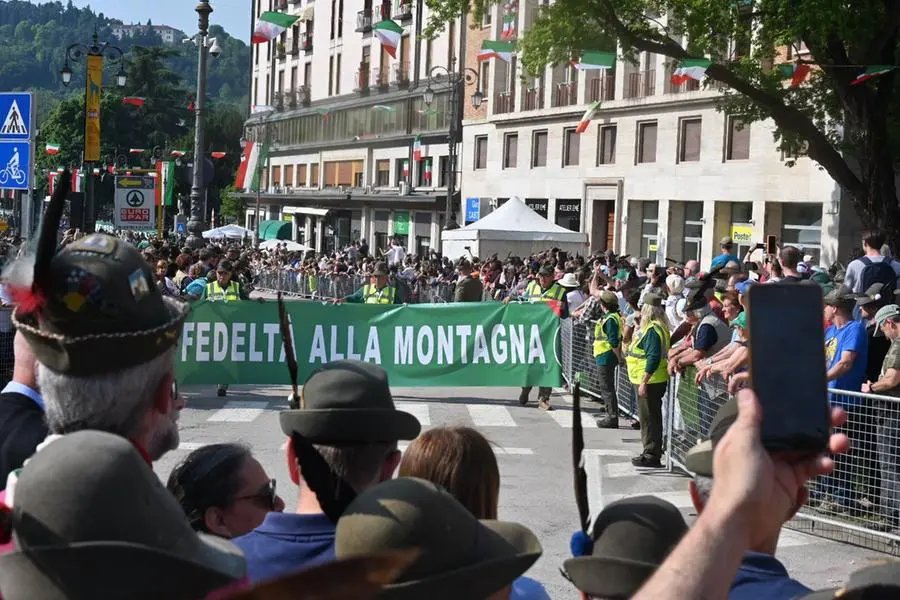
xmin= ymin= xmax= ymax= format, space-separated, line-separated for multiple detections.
xmin=259 ymin=220 xmax=293 ymax=241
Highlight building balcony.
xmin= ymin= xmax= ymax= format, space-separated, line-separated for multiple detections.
xmin=624 ymin=70 xmax=655 ymax=99
xmin=356 ymin=9 xmax=373 ymax=32
xmin=396 ymin=1 xmax=413 ymax=20
xmin=375 ymin=2 xmax=391 ymax=20
xmin=522 ymin=87 xmax=544 ymax=111
xmin=372 ymin=67 xmax=390 ymax=88
xmin=287 ymin=38 xmax=300 ymax=56
xmin=276 ymin=44 xmax=287 ymax=60
xmin=588 ymin=73 xmax=615 ymax=102
xmin=553 ymin=81 xmax=577 ymax=107
xmin=273 ymin=91 xmax=286 ymax=111
xmin=356 ymin=65 xmax=371 ymax=92
xmin=392 ymin=61 xmax=410 ymax=87
xmin=296 ymin=85 xmax=311 ymax=106
xmin=299 ymin=32 xmax=313 ymax=52
xmin=493 ymin=90 xmax=514 ymax=114
xmin=664 ymin=76 xmax=701 ymax=94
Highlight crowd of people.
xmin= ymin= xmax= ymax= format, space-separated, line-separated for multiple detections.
xmin=0 ymin=171 xmax=898 ymax=599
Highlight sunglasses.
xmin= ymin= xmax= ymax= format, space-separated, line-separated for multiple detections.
xmin=233 ymin=479 xmax=277 ymax=511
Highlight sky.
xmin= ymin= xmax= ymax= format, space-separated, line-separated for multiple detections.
xmin=32 ymin=0 xmax=252 ymax=42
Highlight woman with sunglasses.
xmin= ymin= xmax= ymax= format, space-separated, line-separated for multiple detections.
xmin=167 ymin=442 xmax=285 ymax=538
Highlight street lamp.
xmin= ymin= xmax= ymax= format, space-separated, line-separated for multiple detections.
xmin=423 ymin=63 xmax=482 ymax=229
xmin=59 ymin=28 xmax=127 ymax=234
xmin=185 ymin=1 xmax=222 ymax=249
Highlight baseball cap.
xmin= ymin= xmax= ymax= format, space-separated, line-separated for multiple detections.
xmin=874 ymin=304 xmax=900 ymax=336
xmin=735 ymin=280 xmax=755 ymax=296
xmin=538 ymin=266 xmax=554 ymax=277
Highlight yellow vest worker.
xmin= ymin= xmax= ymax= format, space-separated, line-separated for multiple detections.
xmin=342 ymin=262 xmax=402 ymax=304
xmin=205 ymin=280 xmax=241 ymax=302
xmin=593 ymin=311 xmax=623 ymax=358
xmin=362 ymin=283 xmax=397 ymax=304
xmin=518 ymin=266 xmax=568 ymax=411
xmin=626 ymin=322 xmax=670 ymax=385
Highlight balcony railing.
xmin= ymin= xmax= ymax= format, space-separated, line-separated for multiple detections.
xmin=553 ymin=81 xmax=577 ymax=107
xmin=356 ymin=65 xmax=371 ymax=92
xmin=624 ymin=69 xmax=655 ymax=99
xmin=356 ymin=9 xmax=373 ymax=32
xmin=376 ymin=2 xmax=391 ymax=20
xmin=522 ymin=87 xmax=544 ymax=110
xmin=588 ymin=73 xmax=615 ymax=102
xmin=372 ymin=67 xmax=390 ymax=88
xmin=494 ymin=90 xmax=514 ymax=114
xmin=392 ymin=61 xmax=410 ymax=87
xmin=287 ymin=38 xmax=300 ymax=56
xmin=396 ymin=1 xmax=413 ymax=20
xmin=299 ymin=32 xmax=313 ymax=52
xmin=665 ymin=76 xmax=701 ymax=94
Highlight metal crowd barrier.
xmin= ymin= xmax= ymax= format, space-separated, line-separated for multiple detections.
xmin=251 ymin=270 xmax=457 ymax=304
xmin=563 ymin=317 xmax=900 ymax=556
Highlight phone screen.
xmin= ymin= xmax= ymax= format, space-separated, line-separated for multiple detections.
xmin=766 ymin=235 xmax=777 ymax=255
xmin=747 ymin=283 xmax=830 ymax=453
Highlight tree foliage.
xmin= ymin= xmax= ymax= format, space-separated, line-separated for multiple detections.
xmin=423 ymin=0 xmax=900 ymax=245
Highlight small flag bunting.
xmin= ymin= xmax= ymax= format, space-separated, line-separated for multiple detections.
xmin=253 ymin=11 xmax=301 ymax=44
xmin=129 ymin=148 xmax=146 ymax=154
xmin=171 ymin=150 xmax=187 ymax=158
xmin=850 ymin=65 xmax=895 ymax=85
xmin=122 ymin=97 xmax=146 ymax=107
xmin=575 ymin=101 xmax=601 ymax=134
xmin=572 ymin=51 xmax=615 ymax=71
xmin=413 ymin=135 xmax=422 ymax=162
xmin=478 ymin=40 xmax=515 ymax=63
xmin=671 ymin=59 xmax=711 ymax=84
xmin=211 ymin=151 xmax=227 ymax=159
xmin=777 ymin=63 xmax=811 ymax=87
xmin=45 ymin=143 xmax=61 ymax=155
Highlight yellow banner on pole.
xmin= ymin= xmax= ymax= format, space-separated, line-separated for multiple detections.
xmin=730 ymin=224 xmax=753 ymax=245
xmin=84 ymin=55 xmax=103 ymax=162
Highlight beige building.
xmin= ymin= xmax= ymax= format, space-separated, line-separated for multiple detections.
xmin=242 ymin=0 xmax=464 ymax=255
xmin=459 ymin=9 xmax=862 ymax=267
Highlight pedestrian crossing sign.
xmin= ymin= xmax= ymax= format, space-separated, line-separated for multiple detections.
xmin=0 ymin=94 xmax=31 ymax=139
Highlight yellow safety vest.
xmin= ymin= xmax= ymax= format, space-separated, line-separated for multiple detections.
xmin=525 ymin=280 xmax=565 ymax=302
xmin=625 ymin=321 xmax=671 ymax=385
xmin=593 ymin=311 xmax=622 ymax=357
xmin=206 ymin=281 xmax=240 ymax=302
xmin=363 ymin=283 xmax=396 ymax=304
xmin=308 ymin=274 xmax=318 ymax=292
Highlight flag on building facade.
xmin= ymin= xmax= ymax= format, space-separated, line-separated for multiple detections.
xmin=424 ymin=158 xmax=432 ymax=184
xmin=413 ymin=136 xmax=422 ymax=162
xmin=155 ymin=160 xmax=176 ymax=207
xmin=500 ymin=2 xmax=518 ymax=40
xmin=671 ymin=59 xmax=711 ymax=84
xmin=252 ymin=11 xmax=301 ymax=44
xmin=373 ymin=20 xmax=403 ymax=58
xmin=851 ymin=65 xmax=894 ymax=85
xmin=777 ymin=63 xmax=811 ymax=87
xmin=571 ymin=51 xmax=615 ymax=71
xmin=234 ymin=141 xmax=270 ymax=192
xmin=478 ymin=40 xmax=514 ymax=63
xmin=122 ymin=97 xmax=146 ymax=107
xmin=575 ymin=101 xmax=601 ymax=134
xmin=45 ymin=143 xmax=61 ymax=155
xmin=402 ymin=159 xmax=409 ymax=179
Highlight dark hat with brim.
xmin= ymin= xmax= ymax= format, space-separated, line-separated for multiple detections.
xmin=372 ymin=262 xmax=389 ymax=276
xmin=798 ymin=561 xmax=900 ymax=599
xmin=563 ymin=495 xmax=688 ymax=598
xmin=9 ymin=225 xmax=189 ymax=376
xmin=336 ymin=477 xmax=542 ymax=600
xmin=0 ymin=430 xmax=245 ymax=599
xmin=858 ymin=283 xmax=886 ymax=307
xmin=824 ymin=284 xmax=857 ymax=308
xmin=685 ymin=397 xmax=740 ymax=476
xmin=279 ymin=360 xmax=421 ymax=444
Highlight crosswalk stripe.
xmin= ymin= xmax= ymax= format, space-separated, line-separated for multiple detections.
xmin=467 ymin=404 xmax=516 ymax=427
xmin=395 ymin=402 xmax=431 ymax=426
xmin=547 ymin=409 xmax=597 ymax=429
xmin=207 ymin=401 xmax=269 ymax=422
xmin=603 ymin=490 xmax=694 ymax=510
xmin=604 ymin=461 xmax=641 ymax=479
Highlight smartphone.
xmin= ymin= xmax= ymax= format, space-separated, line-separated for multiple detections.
xmin=765 ymin=235 xmax=777 ymax=255
xmin=747 ymin=283 xmax=830 ymax=454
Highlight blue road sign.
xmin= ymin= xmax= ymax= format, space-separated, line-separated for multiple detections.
xmin=0 ymin=141 xmax=30 ymax=191
xmin=176 ymin=222 xmax=187 ymax=233
xmin=0 ymin=93 xmax=32 ymax=140
xmin=465 ymin=197 xmax=481 ymax=224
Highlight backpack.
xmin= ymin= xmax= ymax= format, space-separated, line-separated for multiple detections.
xmin=859 ymin=256 xmax=898 ymax=297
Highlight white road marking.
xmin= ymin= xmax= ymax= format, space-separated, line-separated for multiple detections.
xmin=778 ymin=529 xmax=821 ymax=548
xmin=177 ymin=442 xmax=204 ymax=451
xmin=585 ymin=451 xmax=603 ymax=528
xmin=207 ymin=401 xmax=269 ymax=422
xmin=603 ymin=490 xmax=695 ymax=510
xmin=547 ymin=409 xmax=598 ymax=429
xmin=604 ymin=461 xmax=643 ymax=479
xmin=583 ymin=449 xmax=634 ymax=458
xmin=395 ymin=402 xmax=431 ymax=426
xmin=467 ymin=404 xmax=516 ymax=427
xmin=398 ymin=442 xmax=532 ymax=455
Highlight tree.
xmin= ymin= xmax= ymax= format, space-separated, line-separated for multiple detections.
xmin=424 ymin=0 xmax=900 ymax=246
xmin=219 ymin=185 xmax=245 ymax=222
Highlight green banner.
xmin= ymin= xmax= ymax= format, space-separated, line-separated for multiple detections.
xmin=176 ymin=301 xmax=562 ymax=387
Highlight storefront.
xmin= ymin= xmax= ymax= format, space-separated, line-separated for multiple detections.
xmin=555 ymin=199 xmax=581 ymax=232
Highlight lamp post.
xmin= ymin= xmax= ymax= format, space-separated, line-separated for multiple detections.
xmin=60 ymin=28 xmax=127 ymax=233
xmin=423 ymin=62 xmax=483 ymax=229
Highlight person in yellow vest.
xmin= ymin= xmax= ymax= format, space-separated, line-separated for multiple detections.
xmin=201 ymin=261 xmax=257 ymax=397
xmin=340 ymin=262 xmax=402 ymax=304
xmin=594 ymin=290 xmax=623 ymax=429
xmin=625 ymin=293 xmax=671 ymax=468
xmin=514 ymin=266 xmax=568 ymax=411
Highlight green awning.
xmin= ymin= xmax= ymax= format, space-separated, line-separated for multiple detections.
xmin=259 ymin=220 xmax=292 ymax=241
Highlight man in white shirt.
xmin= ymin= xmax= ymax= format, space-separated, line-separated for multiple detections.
xmin=844 ymin=231 xmax=900 ymax=294
xmin=386 ymin=240 xmax=406 ymax=267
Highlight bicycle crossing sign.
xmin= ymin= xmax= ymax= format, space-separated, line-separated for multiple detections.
xmin=0 ymin=141 xmax=30 ymax=191
xmin=0 ymin=93 xmax=31 ymax=139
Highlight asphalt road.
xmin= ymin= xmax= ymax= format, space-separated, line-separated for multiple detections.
xmin=156 ymin=384 xmax=891 ymax=598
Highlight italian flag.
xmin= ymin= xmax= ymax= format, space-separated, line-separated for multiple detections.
xmin=129 ymin=148 xmax=145 ymax=154
xmin=777 ymin=63 xmax=811 ymax=87
xmin=45 ymin=143 xmax=61 ymax=155
xmin=413 ymin=135 xmax=422 ymax=162
xmin=253 ymin=11 xmax=300 ymax=44
xmin=851 ymin=65 xmax=894 ymax=85
xmin=122 ymin=97 xmax=146 ymax=107
xmin=211 ymin=151 xmax=227 ymax=159
xmin=234 ymin=141 xmax=270 ymax=192
xmin=171 ymin=150 xmax=187 ymax=158
xmin=671 ymin=59 xmax=711 ymax=84
xmin=572 ymin=51 xmax=615 ymax=71
xmin=478 ymin=40 xmax=514 ymax=63
xmin=575 ymin=101 xmax=601 ymax=134
xmin=373 ymin=20 xmax=403 ymax=58
xmin=155 ymin=161 xmax=176 ymax=207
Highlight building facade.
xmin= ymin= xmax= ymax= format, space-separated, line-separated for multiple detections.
xmin=459 ymin=9 xmax=862 ymax=267
xmin=242 ymin=0 xmax=465 ymax=255
xmin=110 ymin=23 xmax=184 ymax=44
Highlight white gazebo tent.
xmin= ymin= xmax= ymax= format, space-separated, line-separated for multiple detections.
xmin=440 ymin=197 xmax=588 ymax=260
xmin=202 ymin=224 xmax=251 ymax=240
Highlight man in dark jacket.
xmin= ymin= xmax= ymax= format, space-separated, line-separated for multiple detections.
xmin=0 ymin=330 xmax=46 ymax=488
xmin=454 ymin=260 xmax=484 ymax=302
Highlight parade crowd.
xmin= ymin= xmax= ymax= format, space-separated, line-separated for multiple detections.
xmin=0 ymin=180 xmax=897 ymax=600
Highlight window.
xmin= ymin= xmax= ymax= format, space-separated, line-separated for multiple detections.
xmin=479 ymin=61 xmax=490 ymax=94
xmin=532 ymin=130 xmax=548 ymax=167
xmin=284 ymin=164 xmax=294 ymax=187
xmin=640 ymin=201 xmax=659 ymax=262
xmin=416 ymin=157 xmax=434 ymax=186
xmin=335 ymin=53 xmax=342 ymax=95
xmin=679 ymin=118 xmax=701 ymax=162
xmin=298 ymin=164 xmax=307 ymax=187
xmin=726 ymin=116 xmax=750 ymax=160
xmin=290 ymin=66 xmax=298 ymax=90
xmin=328 ymin=56 xmax=334 ymax=96
xmin=330 ymin=0 xmax=337 ymax=39
xmin=637 ymin=121 xmax=657 ymax=164
xmin=310 ymin=163 xmax=320 ymax=187
xmin=598 ymin=125 xmax=616 ymax=165
xmin=304 ymin=62 xmax=312 ymax=86
xmin=781 ymin=203 xmax=822 ymax=261
xmin=375 ymin=159 xmax=390 ymax=186
xmin=395 ymin=157 xmax=409 ymax=182
xmin=503 ymin=133 xmax=518 ymax=168
xmin=482 ymin=7 xmax=492 ymax=26
xmin=425 ymin=39 xmax=433 ymax=73
xmin=683 ymin=201 xmax=703 ymax=261
xmin=448 ymin=20 xmax=456 ymax=65
xmin=563 ymin=127 xmax=579 ymax=166
xmin=474 ymin=135 xmax=488 ymax=169
xmin=323 ymin=160 xmax=364 ymax=186
xmin=438 ymin=155 xmax=450 ymax=186
xmin=338 ymin=0 xmax=344 ymax=37
xmin=272 ymin=165 xmax=282 ymax=187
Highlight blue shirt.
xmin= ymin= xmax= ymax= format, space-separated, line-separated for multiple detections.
xmin=510 ymin=576 xmax=551 ymax=599
xmin=825 ymin=319 xmax=868 ymax=400
xmin=232 ymin=512 xmax=336 ymax=583
xmin=729 ymin=552 xmax=810 ymax=600
xmin=711 ymin=254 xmax=740 ymax=270
xmin=1 ymin=382 xmax=43 ymax=410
